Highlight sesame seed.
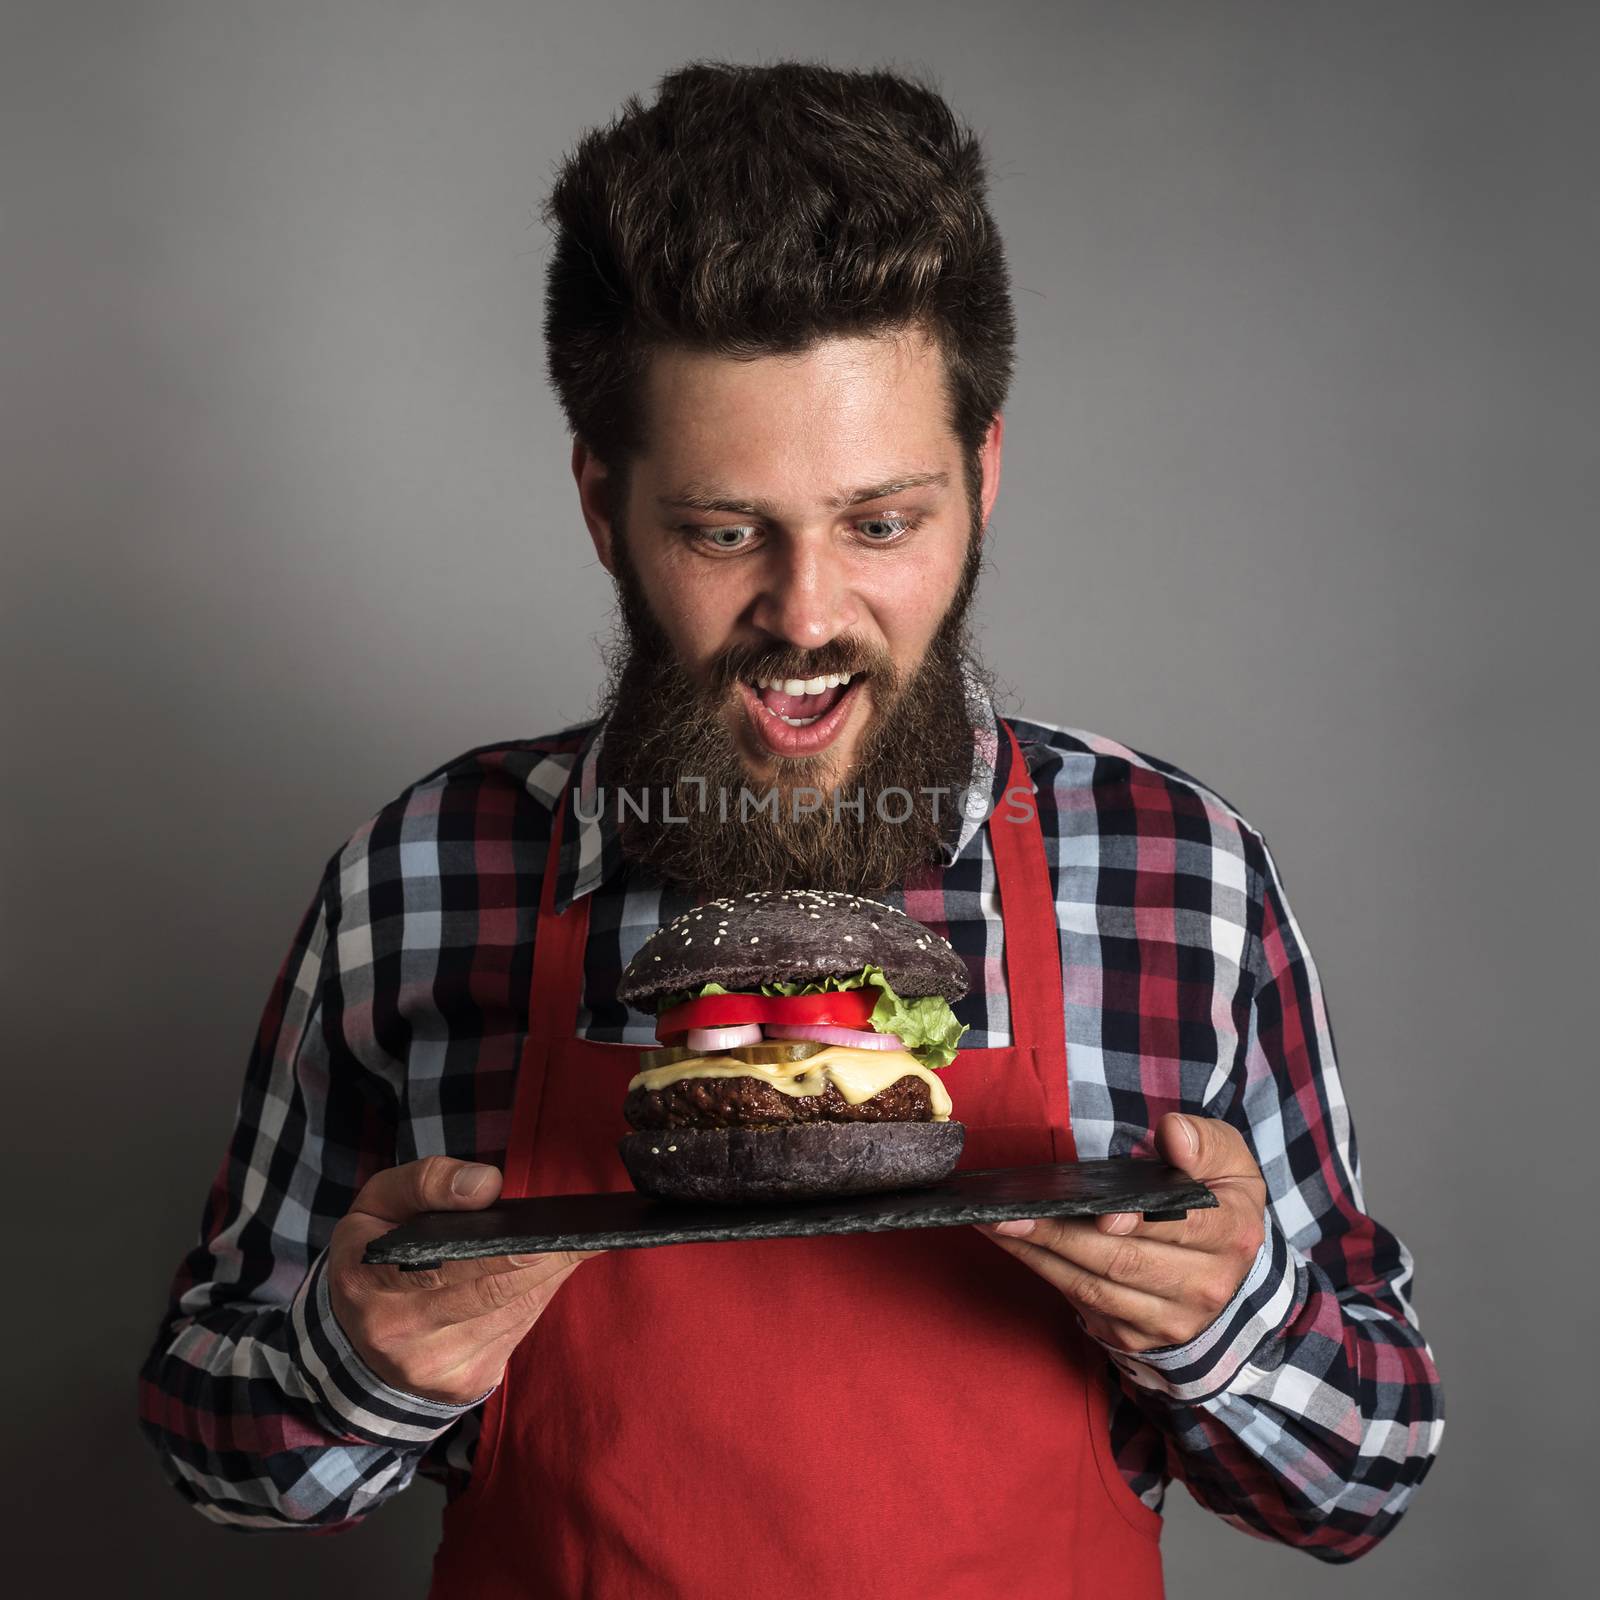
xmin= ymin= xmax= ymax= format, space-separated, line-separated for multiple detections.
xmin=667 ymin=1144 xmax=678 ymax=1152
xmin=750 ymin=936 xmax=759 ymax=944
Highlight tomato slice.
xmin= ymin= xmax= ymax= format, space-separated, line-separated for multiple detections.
xmin=655 ymin=988 xmax=877 ymax=1043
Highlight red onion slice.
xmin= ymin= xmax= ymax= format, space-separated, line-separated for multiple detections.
xmin=763 ymin=1023 xmax=906 ymax=1051
xmin=686 ymin=1024 xmax=765 ymax=1053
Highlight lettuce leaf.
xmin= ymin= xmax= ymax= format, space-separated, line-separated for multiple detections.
xmin=656 ymin=963 xmax=969 ymax=1072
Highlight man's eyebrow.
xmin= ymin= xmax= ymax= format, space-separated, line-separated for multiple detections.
xmin=658 ymin=471 xmax=950 ymax=517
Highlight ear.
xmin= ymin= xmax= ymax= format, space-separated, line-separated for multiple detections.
xmin=572 ymin=437 xmax=618 ymax=573
xmin=977 ymin=413 xmax=1005 ymax=535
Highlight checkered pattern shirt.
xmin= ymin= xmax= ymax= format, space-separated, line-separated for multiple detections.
xmin=138 ymin=695 xmax=1444 ymax=1560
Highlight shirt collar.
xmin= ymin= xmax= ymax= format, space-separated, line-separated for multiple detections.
xmin=550 ymin=663 xmax=1009 ymax=912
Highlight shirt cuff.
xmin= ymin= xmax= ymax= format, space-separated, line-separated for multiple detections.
xmin=1092 ymin=1205 xmax=1299 ymax=1404
xmin=287 ymin=1249 xmax=496 ymax=1447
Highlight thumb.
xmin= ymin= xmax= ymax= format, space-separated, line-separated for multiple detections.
xmin=350 ymin=1156 xmax=504 ymax=1226
xmin=1156 ymin=1112 xmax=1249 ymax=1180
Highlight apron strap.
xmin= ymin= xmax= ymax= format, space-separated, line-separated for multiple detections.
xmin=504 ymin=761 xmax=591 ymax=1196
xmin=991 ymin=720 xmax=1078 ymax=1161
xmin=531 ymin=784 xmax=588 ymax=1044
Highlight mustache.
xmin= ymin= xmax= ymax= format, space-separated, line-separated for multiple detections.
xmin=708 ymin=640 xmax=895 ymax=692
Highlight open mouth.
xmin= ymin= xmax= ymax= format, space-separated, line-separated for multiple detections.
xmin=748 ymin=671 xmax=856 ymax=726
xmin=735 ymin=671 xmax=867 ymax=755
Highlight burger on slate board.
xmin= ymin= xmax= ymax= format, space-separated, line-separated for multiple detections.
xmin=615 ymin=890 xmax=972 ymax=1204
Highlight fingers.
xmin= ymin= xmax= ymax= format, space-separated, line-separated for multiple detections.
xmin=331 ymin=1203 xmax=605 ymax=1307
xmin=328 ymin=1158 xmax=508 ymax=1290
xmin=1092 ymin=1198 xmax=1245 ymax=1252
xmin=972 ymin=1119 xmax=1271 ymax=1351
xmin=1151 ymin=1113 xmax=1268 ymax=1255
xmin=370 ymin=1255 xmax=598 ymax=1387
xmin=414 ymin=1249 xmax=606 ymax=1306
xmin=358 ymin=1247 xmax=604 ymax=1296
xmin=329 ymin=1246 xmax=605 ymax=1402
xmin=978 ymin=1229 xmax=1176 ymax=1338
xmin=977 ymin=1206 xmax=1260 ymax=1344
xmin=1000 ymin=1201 xmax=1223 ymax=1254
xmin=1093 ymin=1211 xmax=1189 ymax=1244
xmin=329 ymin=1155 xmax=601 ymax=1331
xmin=421 ymin=1251 xmax=598 ymax=1330
xmin=323 ymin=1159 xmax=606 ymax=1405
xmin=989 ymin=1217 xmax=1198 ymax=1292
xmin=348 ymin=1157 xmax=504 ymax=1226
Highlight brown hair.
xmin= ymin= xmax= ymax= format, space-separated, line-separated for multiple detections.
xmin=542 ymin=60 xmax=1016 ymax=510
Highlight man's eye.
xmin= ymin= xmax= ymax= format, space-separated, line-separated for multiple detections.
xmin=687 ymin=525 xmax=758 ymax=550
xmin=857 ymin=515 xmax=915 ymax=541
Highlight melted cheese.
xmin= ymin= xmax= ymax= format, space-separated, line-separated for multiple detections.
xmin=628 ymin=1045 xmax=953 ymax=1121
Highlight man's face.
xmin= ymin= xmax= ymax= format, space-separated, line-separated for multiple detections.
xmin=575 ymin=328 xmax=1003 ymax=893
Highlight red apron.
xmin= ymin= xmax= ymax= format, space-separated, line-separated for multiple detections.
xmin=428 ymin=721 xmax=1164 ymax=1598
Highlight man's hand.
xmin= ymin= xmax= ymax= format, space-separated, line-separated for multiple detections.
xmin=327 ymin=1157 xmax=603 ymax=1405
xmin=975 ymin=1113 xmax=1267 ymax=1354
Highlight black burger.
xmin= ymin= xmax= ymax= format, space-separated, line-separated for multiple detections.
xmin=614 ymin=889 xmax=971 ymax=1203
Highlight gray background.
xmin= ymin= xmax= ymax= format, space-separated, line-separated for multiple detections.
xmin=3 ymin=1 xmax=1593 ymax=1594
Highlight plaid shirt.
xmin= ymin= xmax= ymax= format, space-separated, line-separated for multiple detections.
xmin=139 ymin=692 xmax=1444 ymax=1561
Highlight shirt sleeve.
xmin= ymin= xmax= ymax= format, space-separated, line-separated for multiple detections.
xmin=1092 ymin=830 xmax=1445 ymax=1562
xmin=136 ymin=848 xmax=484 ymax=1529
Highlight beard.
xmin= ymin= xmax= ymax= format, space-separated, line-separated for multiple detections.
xmin=593 ymin=514 xmax=994 ymax=897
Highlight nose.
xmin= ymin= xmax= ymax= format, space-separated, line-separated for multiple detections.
xmin=746 ymin=535 xmax=859 ymax=651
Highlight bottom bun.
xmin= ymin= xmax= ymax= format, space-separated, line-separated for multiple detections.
xmin=618 ymin=1121 xmax=966 ymax=1205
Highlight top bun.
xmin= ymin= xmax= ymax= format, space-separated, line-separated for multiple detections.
xmin=617 ymin=889 xmax=969 ymax=1013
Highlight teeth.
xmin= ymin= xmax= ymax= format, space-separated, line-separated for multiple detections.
xmin=779 ymin=714 xmax=822 ymax=726
xmin=751 ymin=671 xmax=855 ymax=692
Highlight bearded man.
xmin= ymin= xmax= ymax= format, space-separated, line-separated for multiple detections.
xmin=140 ymin=60 xmax=1443 ymax=1598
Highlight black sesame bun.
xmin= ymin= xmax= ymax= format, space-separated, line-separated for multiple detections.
xmin=618 ymin=1123 xmax=966 ymax=1205
xmin=617 ymin=889 xmax=968 ymax=1013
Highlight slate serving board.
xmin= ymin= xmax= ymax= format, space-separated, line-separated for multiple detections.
xmin=363 ymin=1159 xmax=1216 ymax=1270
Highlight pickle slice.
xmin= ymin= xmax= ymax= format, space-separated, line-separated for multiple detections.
xmin=728 ymin=1040 xmax=827 ymax=1065
xmin=638 ymin=1045 xmax=697 ymax=1070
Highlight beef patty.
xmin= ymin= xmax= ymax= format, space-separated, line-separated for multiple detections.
xmin=624 ymin=1073 xmax=935 ymax=1130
